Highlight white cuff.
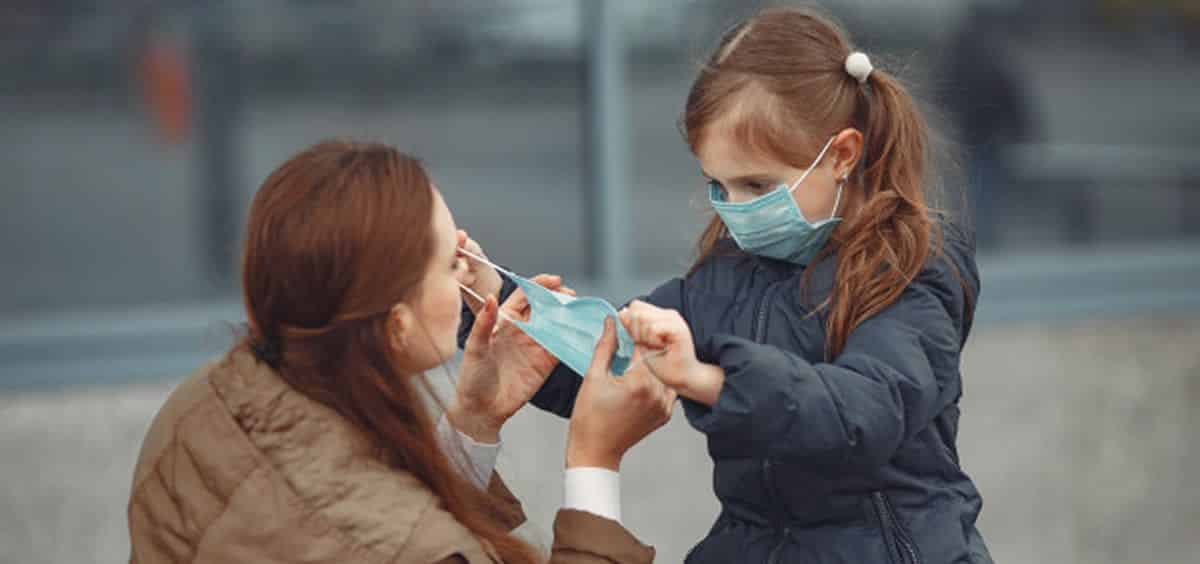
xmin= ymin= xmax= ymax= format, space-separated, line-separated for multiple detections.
xmin=563 ymin=467 xmax=621 ymax=524
xmin=436 ymin=414 xmax=501 ymax=489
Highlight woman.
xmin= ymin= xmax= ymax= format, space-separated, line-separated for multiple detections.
xmin=127 ymin=140 xmax=672 ymax=563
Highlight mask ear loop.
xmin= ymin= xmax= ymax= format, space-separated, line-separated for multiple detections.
xmin=458 ymin=283 xmax=517 ymax=324
xmin=828 ymin=176 xmax=846 ymax=220
xmin=786 ymin=136 xmax=838 ymax=194
xmin=457 ymin=247 xmax=516 ymax=279
xmin=456 ymin=247 xmax=520 ymax=328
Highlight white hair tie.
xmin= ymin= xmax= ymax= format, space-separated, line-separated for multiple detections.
xmin=844 ymin=52 xmax=873 ymax=84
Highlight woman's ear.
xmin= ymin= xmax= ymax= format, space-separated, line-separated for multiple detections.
xmin=830 ymin=128 xmax=864 ymax=179
xmin=387 ymin=302 xmax=416 ymax=354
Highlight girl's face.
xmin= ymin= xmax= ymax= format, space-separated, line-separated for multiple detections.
xmin=390 ymin=188 xmax=469 ymax=373
xmin=697 ymin=124 xmax=862 ymax=221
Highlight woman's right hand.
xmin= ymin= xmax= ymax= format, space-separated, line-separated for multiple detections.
xmin=565 ymin=318 xmax=676 ymax=471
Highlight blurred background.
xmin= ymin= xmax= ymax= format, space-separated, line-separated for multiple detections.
xmin=2 ymin=0 xmax=1198 ymax=562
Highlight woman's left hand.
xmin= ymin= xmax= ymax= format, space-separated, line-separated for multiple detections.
xmin=451 ymin=274 xmax=570 ymax=442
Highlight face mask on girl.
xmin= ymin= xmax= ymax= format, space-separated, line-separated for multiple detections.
xmin=708 ymin=136 xmax=843 ymax=265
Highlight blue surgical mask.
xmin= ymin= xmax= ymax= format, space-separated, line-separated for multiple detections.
xmin=708 ymin=137 xmax=843 ymax=265
xmin=458 ymin=251 xmax=634 ymax=376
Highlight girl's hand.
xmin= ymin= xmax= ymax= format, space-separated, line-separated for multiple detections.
xmin=619 ymin=300 xmax=724 ymax=406
xmin=451 ymin=274 xmax=567 ymax=442
xmin=456 ymin=229 xmax=503 ymax=314
xmin=566 ymin=318 xmax=676 ymax=471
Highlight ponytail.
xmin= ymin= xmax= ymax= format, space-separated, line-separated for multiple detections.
xmin=823 ymin=68 xmax=933 ymax=358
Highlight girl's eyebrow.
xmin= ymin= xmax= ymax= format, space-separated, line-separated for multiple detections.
xmin=704 ymin=170 xmax=777 ymax=185
xmin=731 ymin=174 xmax=776 ymax=185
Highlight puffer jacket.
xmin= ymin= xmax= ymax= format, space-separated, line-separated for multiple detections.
xmin=464 ymin=223 xmax=992 ymax=563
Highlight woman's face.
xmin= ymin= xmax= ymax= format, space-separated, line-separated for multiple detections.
xmin=394 ymin=189 xmax=468 ymax=373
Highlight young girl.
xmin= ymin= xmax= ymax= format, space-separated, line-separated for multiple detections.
xmin=460 ymin=7 xmax=991 ymax=563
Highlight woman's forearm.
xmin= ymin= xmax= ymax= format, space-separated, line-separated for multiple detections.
xmin=437 ymin=412 xmax=500 ymax=489
xmin=445 ymin=403 xmax=502 ymax=445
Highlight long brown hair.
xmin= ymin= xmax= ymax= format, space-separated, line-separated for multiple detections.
xmin=241 ymin=140 xmax=538 ymax=562
xmin=684 ymin=7 xmax=942 ymax=359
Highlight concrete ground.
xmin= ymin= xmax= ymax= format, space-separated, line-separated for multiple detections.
xmin=2 ymin=315 xmax=1198 ymax=563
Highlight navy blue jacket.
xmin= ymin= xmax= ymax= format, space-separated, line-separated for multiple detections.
xmin=459 ymin=224 xmax=992 ymax=563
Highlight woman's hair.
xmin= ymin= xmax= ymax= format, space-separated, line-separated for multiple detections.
xmin=684 ymin=7 xmax=946 ymax=359
xmin=240 ymin=140 xmax=537 ymax=562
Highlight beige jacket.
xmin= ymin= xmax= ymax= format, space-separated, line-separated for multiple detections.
xmin=127 ymin=349 xmax=654 ymax=563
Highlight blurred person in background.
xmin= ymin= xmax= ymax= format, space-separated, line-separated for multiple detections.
xmin=943 ymin=1 xmax=1037 ymax=250
xmin=126 ymin=140 xmax=672 ymax=563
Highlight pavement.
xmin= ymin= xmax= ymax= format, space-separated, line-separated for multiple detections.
xmin=2 ymin=316 xmax=1198 ymax=564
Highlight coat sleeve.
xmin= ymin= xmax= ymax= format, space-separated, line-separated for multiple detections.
xmin=546 ymin=510 xmax=655 ymax=563
xmin=682 ymin=271 xmax=968 ymax=472
xmin=434 ymin=509 xmax=654 ymax=564
xmin=431 ymin=479 xmax=654 ymax=564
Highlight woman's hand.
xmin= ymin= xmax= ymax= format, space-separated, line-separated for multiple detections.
xmin=566 ymin=318 xmax=677 ymax=471
xmin=456 ymin=230 xmax=503 ymax=314
xmin=619 ymin=300 xmax=724 ymax=406
xmin=451 ymin=274 xmax=568 ymax=442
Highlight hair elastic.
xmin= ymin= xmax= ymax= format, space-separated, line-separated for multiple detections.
xmin=845 ymin=52 xmax=873 ymax=84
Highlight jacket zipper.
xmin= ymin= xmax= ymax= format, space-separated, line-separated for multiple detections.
xmin=872 ymin=491 xmax=922 ymax=564
xmin=763 ymin=458 xmax=789 ymax=564
xmin=756 ymin=283 xmax=790 ymax=564
xmin=752 ymin=283 xmax=775 ymax=343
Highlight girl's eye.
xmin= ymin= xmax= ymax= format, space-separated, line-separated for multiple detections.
xmin=747 ymin=180 xmax=776 ymax=193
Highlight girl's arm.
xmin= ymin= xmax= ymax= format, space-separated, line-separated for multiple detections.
xmin=692 ymin=280 xmax=962 ymax=471
xmin=628 ymin=273 xmax=965 ymax=473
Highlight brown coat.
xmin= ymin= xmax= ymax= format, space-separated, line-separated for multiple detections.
xmin=127 ymin=349 xmax=654 ymax=563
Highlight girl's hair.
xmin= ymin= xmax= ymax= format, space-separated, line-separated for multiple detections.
xmin=684 ymin=7 xmax=944 ymax=359
xmin=241 ymin=140 xmax=538 ymax=562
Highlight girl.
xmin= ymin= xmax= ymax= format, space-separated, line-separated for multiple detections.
xmin=461 ymin=7 xmax=991 ymax=564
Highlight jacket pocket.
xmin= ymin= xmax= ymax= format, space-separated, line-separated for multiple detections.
xmin=871 ymin=491 xmax=923 ymax=564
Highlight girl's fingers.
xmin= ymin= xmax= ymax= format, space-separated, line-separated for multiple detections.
xmin=531 ymin=273 xmax=563 ymax=287
xmin=618 ymin=308 xmax=633 ymax=332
